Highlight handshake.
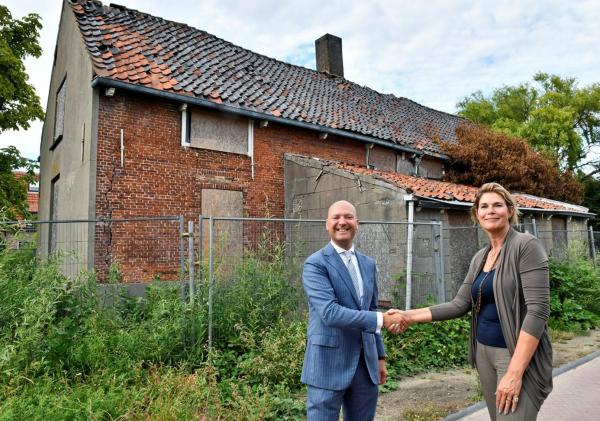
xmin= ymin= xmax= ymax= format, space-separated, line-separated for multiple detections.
xmin=382 ymin=309 xmax=412 ymax=334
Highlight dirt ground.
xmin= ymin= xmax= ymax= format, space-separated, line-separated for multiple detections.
xmin=375 ymin=329 xmax=600 ymax=421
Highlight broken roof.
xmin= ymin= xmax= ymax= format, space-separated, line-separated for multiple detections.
xmin=288 ymin=155 xmax=591 ymax=216
xmin=69 ymin=0 xmax=465 ymax=156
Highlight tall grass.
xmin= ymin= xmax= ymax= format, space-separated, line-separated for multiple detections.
xmin=2 ymin=239 xmax=598 ymax=420
xmin=0 ymin=246 xmax=307 ymax=420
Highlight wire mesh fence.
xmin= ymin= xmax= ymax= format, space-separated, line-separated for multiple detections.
xmin=1 ymin=215 xmax=598 ymax=351
xmin=192 ymin=217 xmax=445 ymax=347
xmin=0 ymin=216 xmax=183 ymax=283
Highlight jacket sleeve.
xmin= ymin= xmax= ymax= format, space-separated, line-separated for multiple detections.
xmin=368 ymin=260 xmax=386 ymax=358
xmin=429 ymin=253 xmax=479 ymax=321
xmin=519 ymin=238 xmax=550 ymax=339
xmin=303 ymin=257 xmax=378 ymax=333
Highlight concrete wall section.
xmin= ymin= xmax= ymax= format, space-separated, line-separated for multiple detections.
xmin=285 ymin=155 xmax=428 ymax=303
xmin=38 ymin=1 xmax=96 ymax=265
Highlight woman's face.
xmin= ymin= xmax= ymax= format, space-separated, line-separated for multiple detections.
xmin=476 ymin=192 xmax=513 ymax=234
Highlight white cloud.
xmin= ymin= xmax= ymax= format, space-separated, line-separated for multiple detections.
xmin=2 ymin=0 xmax=599 ymax=159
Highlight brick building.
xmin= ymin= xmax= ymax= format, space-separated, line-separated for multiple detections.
xmin=38 ymin=0 xmax=592 ymax=283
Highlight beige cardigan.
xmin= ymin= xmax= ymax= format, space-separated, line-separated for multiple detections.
xmin=430 ymin=228 xmax=553 ymax=410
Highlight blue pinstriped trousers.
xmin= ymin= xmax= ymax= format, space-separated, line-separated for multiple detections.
xmin=307 ymin=351 xmax=379 ymax=421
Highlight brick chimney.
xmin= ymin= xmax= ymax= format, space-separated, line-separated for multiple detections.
xmin=315 ymin=34 xmax=344 ymax=78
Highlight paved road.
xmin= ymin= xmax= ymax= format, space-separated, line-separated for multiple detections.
xmin=446 ymin=350 xmax=600 ymax=421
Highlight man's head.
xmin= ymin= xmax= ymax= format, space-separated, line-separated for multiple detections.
xmin=326 ymin=200 xmax=359 ymax=250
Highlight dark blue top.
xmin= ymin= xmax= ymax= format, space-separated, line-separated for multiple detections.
xmin=471 ymin=268 xmax=507 ymax=348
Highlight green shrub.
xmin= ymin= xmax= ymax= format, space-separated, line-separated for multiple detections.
xmin=549 ymin=252 xmax=600 ymax=331
xmin=383 ymin=316 xmax=470 ymax=383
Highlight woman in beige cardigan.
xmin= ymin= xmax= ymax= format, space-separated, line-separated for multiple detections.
xmin=392 ymin=183 xmax=553 ymax=420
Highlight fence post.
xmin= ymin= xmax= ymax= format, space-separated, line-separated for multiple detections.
xmin=531 ymin=218 xmax=538 ymax=238
xmin=188 ymin=220 xmax=197 ymax=346
xmin=208 ymin=216 xmax=214 ymax=350
xmin=589 ymin=226 xmax=597 ymax=265
xmin=431 ymin=221 xmax=444 ymax=303
xmin=179 ymin=215 xmax=186 ymax=304
xmin=188 ymin=221 xmax=195 ymax=303
xmin=436 ymin=221 xmax=446 ymax=302
xmin=197 ymin=215 xmax=203 ymax=286
xmin=404 ymin=196 xmax=414 ymax=310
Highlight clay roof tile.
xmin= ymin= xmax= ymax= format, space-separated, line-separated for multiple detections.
xmin=70 ymin=0 xmax=466 ymax=155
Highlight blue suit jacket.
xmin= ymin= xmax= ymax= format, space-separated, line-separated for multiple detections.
xmin=301 ymin=243 xmax=386 ymax=391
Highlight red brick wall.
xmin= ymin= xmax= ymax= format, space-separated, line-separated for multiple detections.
xmin=94 ymin=90 xmax=368 ymax=281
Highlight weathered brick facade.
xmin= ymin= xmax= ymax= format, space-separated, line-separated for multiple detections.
xmin=96 ymin=90 xmax=368 ymax=221
xmin=93 ymin=90 xmax=371 ymax=281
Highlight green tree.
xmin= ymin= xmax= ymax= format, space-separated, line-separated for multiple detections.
xmin=0 ymin=5 xmax=44 ymax=131
xmin=582 ymin=177 xmax=600 ymax=229
xmin=457 ymin=72 xmax=600 ymax=178
xmin=0 ymin=146 xmax=36 ymax=220
xmin=0 ymin=6 xmax=42 ymax=220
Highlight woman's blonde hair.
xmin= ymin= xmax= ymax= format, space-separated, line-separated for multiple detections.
xmin=471 ymin=182 xmax=520 ymax=225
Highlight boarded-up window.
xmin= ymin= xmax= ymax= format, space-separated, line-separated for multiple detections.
xmin=369 ymin=146 xmax=396 ymax=171
xmin=190 ymin=108 xmax=248 ymax=154
xmin=49 ymin=175 xmax=60 ymax=253
xmin=396 ymin=154 xmax=414 ymax=175
xmin=201 ymin=189 xmax=244 ymax=259
xmin=54 ymin=77 xmax=66 ymax=144
xmin=419 ymin=157 xmax=444 ymax=179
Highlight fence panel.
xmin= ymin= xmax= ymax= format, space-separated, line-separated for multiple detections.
xmin=536 ymin=229 xmax=589 ymax=260
xmin=1 ymin=217 xmax=183 ymax=284
xmin=197 ymin=217 xmax=442 ymax=347
xmin=5 ymin=215 xmax=598 ymax=352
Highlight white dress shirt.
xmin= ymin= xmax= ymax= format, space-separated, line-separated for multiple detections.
xmin=330 ymin=241 xmax=383 ymax=333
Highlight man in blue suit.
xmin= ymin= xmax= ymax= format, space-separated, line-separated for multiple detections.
xmin=301 ymin=200 xmax=408 ymax=421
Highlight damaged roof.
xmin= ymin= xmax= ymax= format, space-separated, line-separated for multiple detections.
xmin=290 ymin=155 xmax=591 ymax=216
xmin=68 ymin=0 xmax=465 ymax=155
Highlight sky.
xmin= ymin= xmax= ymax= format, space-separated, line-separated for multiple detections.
xmin=2 ymin=0 xmax=600 ymax=160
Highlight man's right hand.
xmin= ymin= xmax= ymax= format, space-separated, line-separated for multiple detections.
xmin=382 ymin=309 xmax=410 ymax=334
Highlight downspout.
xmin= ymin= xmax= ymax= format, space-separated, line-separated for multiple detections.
xmin=404 ymin=194 xmax=415 ymax=310
xmin=413 ymin=154 xmax=422 ymax=176
xmin=248 ymin=119 xmax=254 ymax=179
xmin=365 ymin=143 xmax=374 ymax=167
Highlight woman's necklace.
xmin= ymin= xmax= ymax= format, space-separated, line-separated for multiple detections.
xmin=475 ymin=246 xmax=502 ymax=315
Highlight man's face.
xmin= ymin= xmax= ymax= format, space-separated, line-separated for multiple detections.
xmin=326 ymin=201 xmax=359 ymax=250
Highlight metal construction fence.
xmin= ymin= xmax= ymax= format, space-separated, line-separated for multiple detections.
xmin=1 ymin=216 xmax=184 ymax=283
xmin=1 ymin=215 xmax=598 ymax=349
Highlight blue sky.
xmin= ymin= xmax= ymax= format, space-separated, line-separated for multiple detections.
xmin=2 ymin=0 xmax=600 ymax=160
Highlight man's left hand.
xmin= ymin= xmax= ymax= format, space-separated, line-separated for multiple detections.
xmin=378 ymin=359 xmax=387 ymax=385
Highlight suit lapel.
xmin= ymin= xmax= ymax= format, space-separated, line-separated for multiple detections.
xmin=324 ymin=244 xmax=362 ymax=308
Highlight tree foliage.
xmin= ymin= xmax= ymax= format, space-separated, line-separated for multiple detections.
xmin=582 ymin=178 xmax=600 ymax=229
xmin=0 ymin=146 xmax=36 ymax=220
xmin=457 ymin=72 xmax=600 ymax=178
xmin=442 ymin=124 xmax=582 ymax=204
xmin=0 ymin=5 xmax=44 ymax=132
xmin=0 ymin=6 xmax=42 ymax=221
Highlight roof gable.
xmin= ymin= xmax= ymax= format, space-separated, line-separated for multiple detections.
xmin=69 ymin=0 xmax=465 ymax=155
